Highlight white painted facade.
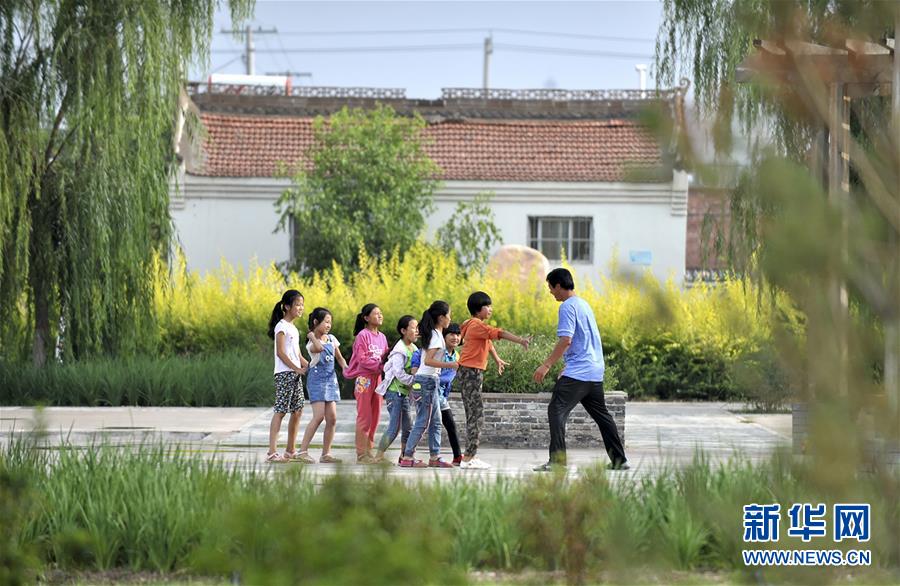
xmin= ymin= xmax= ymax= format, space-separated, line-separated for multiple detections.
xmin=169 ymin=173 xmax=689 ymax=285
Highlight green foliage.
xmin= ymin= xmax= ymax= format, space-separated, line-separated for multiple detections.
xmin=0 ymin=352 xmax=272 ymax=407
xmin=276 ymin=104 xmax=440 ymax=275
xmin=655 ymin=1 xmax=897 ymax=284
xmin=732 ymin=346 xmax=793 ymax=412
xmin=198 ymin=472 xmax=465 ymax=585
xmin=437 ymin=191 xmax=503 ymax=272
xmin=0 ymin=457 xmax=39 ymax=585
xmin=4 ymin=441 xmax=898 ymax=583
xmin=606 ymin=336 xmax=734 ymax=401
xmin=0 ymin=0 xmax=254 ymax=365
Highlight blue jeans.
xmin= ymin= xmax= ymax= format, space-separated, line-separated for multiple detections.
xmin=403 ymin=375 xmax=442 ymax=458
xmin=377 ymin=390 xmax=411 ymax=453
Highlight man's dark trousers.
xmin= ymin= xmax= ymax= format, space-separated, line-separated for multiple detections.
xmin=548 ymin=376 xmax=627 ymax=466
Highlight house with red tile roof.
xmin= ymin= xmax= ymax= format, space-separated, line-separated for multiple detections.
xmin=171 ymin=84 xmax=689 ymax=284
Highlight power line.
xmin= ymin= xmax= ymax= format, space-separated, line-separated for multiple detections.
xmin=210 ymin=55 xmax=244 ymax=73
xmin=271 ymin=27 xmax=653 ymax=43
xmin=212 ymin=43 xmax=483 ymax=54
xmin=212 ymin=43 xmax=651 ymax=59
xmin=496 ymin=44 xmax=653 ymax=59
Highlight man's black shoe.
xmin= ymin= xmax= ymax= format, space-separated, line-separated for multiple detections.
xmin=607 ymin=461 xmax=630 ymax=471
xmin=533 ymin=461 xmax=565 ymax=472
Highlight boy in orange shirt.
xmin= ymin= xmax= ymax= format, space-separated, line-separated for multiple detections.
xmin=457 ymin=291 xmax=531 ymax=469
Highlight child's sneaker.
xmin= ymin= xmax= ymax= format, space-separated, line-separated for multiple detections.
xmin=459 ymin=457 xmax=491 ymax=470
xmin=399 ymin=458 xmax=428 ymax=468
xmin=428 ymin=458 xmax=454 ymax=468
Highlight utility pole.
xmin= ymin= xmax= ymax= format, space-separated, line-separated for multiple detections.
xmin=482 ymin=33 xmax=493 ymax=91
xmin=220 ymin=25 xmax=278 ymax=75
xmin=635 ymin=64 xmax=648 ymax=97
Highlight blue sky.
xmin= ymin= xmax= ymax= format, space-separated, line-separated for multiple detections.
xmin=194 ymin=1 xmax=665 ymax=98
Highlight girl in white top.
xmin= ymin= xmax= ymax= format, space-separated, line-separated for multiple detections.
xmin=266 ymin=289 xmax=309 ymax=463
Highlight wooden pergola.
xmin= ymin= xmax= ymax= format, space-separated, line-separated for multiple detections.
xmin=735 ymin=24 xmax=899 ymax=430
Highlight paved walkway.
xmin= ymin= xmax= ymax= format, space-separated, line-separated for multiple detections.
xmin=0 ymin=402 xmax=790 ymax=480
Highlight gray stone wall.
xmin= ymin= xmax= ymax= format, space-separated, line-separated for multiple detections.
xmin=446 ymin=392 xmax=626 ymax=449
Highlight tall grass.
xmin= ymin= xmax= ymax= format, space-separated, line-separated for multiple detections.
xmin=3 ymin=440 xmax=896 ymax=584
xmin=0 ymin=352 xmax=271 ymax=406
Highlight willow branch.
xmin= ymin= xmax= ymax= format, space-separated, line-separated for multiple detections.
xmin=42 ymin=86 xmax=71 ymax=167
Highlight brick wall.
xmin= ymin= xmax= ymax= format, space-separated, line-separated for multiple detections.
xmin=687 ymin=187 xmax=731 ymax=271
xmin=446 ymin=392 xmax=626 ymax=449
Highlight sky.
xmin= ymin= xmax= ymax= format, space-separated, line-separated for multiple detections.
xmin=193 ymin=1 xmax=666 ymax=99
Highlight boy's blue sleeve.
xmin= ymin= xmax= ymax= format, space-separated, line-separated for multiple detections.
xmin=410 ymin=349 xmax=421 ymax=368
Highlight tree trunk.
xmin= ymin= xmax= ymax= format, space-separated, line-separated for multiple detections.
xmin=32 ymin=287 xmax=50 ymax=367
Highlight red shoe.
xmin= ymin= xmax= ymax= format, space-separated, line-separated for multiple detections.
xmin=399 ymin=458 xmax=427 ymax=468
xmin=452 ymin=456 xmax=463 ymax=466
xmin=429 ymin=458 xmax=454 ymax=468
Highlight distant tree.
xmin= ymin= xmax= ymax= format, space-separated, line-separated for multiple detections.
xmin=0 ymin=0 xmax=252 ymax=365
xmin=437 ymin=192 xmax=503 ymax=273
xmin=276 ymin=105 xmax=440 ymax=275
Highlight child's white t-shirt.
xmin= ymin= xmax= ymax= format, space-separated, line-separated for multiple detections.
xmin=306 ymin=334 xmax=340 ymax=367
xmin=416 ymin=329 xmax=445 ymax=377
xmin=273 ymin=320 xmax=302 ymax=374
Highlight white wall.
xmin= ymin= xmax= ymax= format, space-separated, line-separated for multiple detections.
xmin=171 ymin=175 xmax=688 ymax=286
xmin=170 ymin=176 xmax=292 ymax=272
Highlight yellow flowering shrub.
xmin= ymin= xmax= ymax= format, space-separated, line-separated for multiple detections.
xmin=154 ymin=245 xmax=797 ymax=399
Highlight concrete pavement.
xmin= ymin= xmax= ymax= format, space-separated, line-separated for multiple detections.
xmin=0 ymin=402 xmax=791 ymax=480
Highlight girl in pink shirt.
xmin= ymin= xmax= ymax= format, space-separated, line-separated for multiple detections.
xmin=343 ymin=303 xmax=389 ymax=463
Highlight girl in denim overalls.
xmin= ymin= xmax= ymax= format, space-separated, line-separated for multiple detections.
xmin=296 ymin=307 xmax=348 ymax=464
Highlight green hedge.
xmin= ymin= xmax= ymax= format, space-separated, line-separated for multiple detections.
xmin=2 ymin=336 xmax=783 ymax=407
xmin=2 ymin=341 xmax=622 ymax=407
xmin=0 ymin=353 xmax=273 ymax=407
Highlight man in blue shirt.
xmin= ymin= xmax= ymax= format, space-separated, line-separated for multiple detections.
xmin=532 ymin=268 xmax=628 ymax=471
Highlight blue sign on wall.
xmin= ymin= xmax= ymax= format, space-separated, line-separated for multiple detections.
xmin=629 ymin=250 xmax=652 ymax=265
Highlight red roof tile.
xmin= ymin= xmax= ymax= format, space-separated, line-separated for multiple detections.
xmin=192 ymin=113 xmax=664 ymax=182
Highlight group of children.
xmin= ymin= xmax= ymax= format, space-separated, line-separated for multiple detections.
xmin=265 ymin=290 xmax=530 ymax=468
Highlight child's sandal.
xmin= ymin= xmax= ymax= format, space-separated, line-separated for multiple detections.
xmin=266 ymin=452 xmax=289 ymax=464
xmin=286 ymin=451 xmax=316 ymax=464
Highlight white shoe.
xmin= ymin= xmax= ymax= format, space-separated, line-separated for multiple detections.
xmin=459 ymin=457 xmax=491 ymax=470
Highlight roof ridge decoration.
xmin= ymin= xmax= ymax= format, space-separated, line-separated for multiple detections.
xmin=441 ymin=87 xmax=680 ymax=101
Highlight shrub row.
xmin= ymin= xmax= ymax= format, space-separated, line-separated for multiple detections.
xmin=153 ymin=247 xmax=798 ymax=402
xmin=0 ymin=340 xmax=615 ymax=406
xmin=0 ymin=353 xmax=272 ymax=407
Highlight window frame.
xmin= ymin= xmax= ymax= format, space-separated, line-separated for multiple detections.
xmin=528 ymin=216 xmax=594 ymax=263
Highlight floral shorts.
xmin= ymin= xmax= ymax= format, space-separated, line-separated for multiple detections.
xmin=273 ymin=371 xmax=304 ymax=414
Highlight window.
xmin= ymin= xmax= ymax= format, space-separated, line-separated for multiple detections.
xmin=528 ymin=217 xmax=593 ymax=262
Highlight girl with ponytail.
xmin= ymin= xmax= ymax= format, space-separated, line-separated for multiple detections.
xmin=343 ymin=303 xmax=389 ymax=463
xmin=400 ymin=301 xmax=458 ymax=469
xmin=265 ymin=289 xmax=309 ymax=463
xmin=294 ymin=307 xmax=348 ymax=464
